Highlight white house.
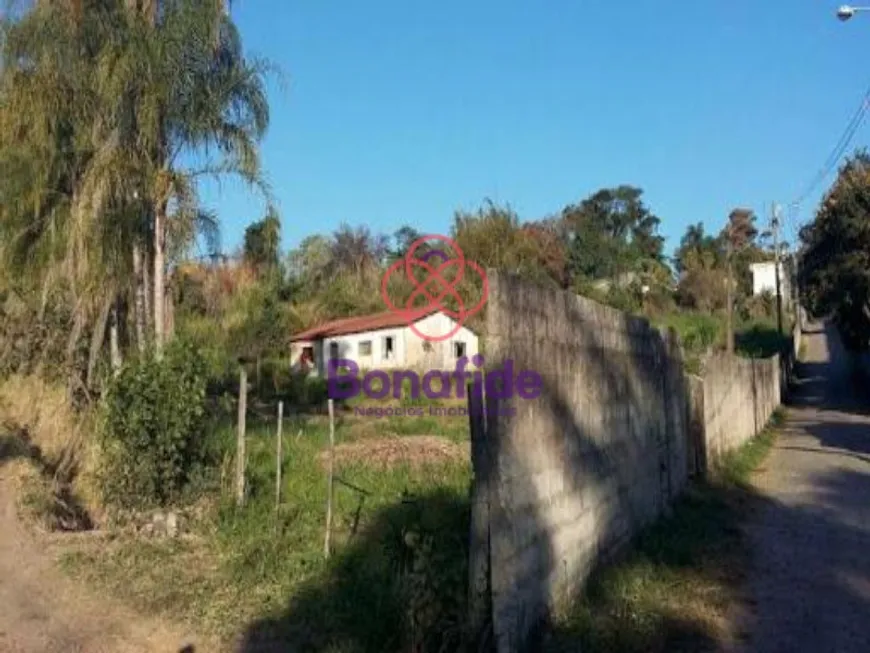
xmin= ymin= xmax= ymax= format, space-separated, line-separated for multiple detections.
xmin=290 ymin=308 xmax=480 ymax=375
xmin=750 ymin=261 xmax=790 ymax=299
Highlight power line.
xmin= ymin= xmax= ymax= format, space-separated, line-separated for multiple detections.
xmin=779 ymin=85 xmax=870 ymax=251
xmin=789 ymin=86 xmax=870 ymax=213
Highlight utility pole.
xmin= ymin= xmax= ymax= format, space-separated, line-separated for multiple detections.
xmin=771 ymin=202 xmax=784 ymax=338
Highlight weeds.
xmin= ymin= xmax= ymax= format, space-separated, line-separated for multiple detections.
xmin=62 ymin=417 xmax=473 ymax=646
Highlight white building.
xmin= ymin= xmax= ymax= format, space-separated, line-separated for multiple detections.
xmin=750 ymin=261 xmax=789 ymax=298
xmin=290 ymin=308 xmax=479 ymax=374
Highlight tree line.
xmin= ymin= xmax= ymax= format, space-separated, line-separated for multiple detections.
xmin=799 ymin=151 xmax=870 ymax=350
xmin=178 ymin=184 xmax=785 ymax=379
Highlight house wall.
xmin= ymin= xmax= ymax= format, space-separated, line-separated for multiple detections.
xmin=322 ymin=327 xmax=406 ymax=371
xmin=292 ymin=312 xmax=480 ymax=374
xmin=404 ymin=312 xmax=479 ymax=370
xmin=751 ymin=262 xmax=789 ymax=298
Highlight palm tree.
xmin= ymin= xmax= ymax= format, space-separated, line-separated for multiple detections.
xmin=105 ymin=0 xmax=270 ymax=355
xmin=1 ymin=0 xmax=271 ymax=382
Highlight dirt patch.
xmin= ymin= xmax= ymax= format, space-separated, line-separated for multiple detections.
xmin=319 ymin=435 xmax=468 ymax=469
xmin=0 ymin=471 xmax=213 ymax=652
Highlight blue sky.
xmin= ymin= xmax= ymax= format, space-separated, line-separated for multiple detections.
xmin=200 ymin=0 xmax=870 ymax=259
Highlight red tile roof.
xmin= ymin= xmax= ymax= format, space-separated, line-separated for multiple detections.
xmin=290 ymin=307 xmax=440 ymax=342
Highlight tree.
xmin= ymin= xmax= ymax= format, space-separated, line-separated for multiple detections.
xmin=723 ymin=208 xmax=758 ymax=352
xmin=674 ymin=223 xmax=723 ymax=275
xmin=799 ymin=152 xmax=870 ymax=350
xmin=287 ymin=234 xmax=334 ymax=292
xmin=452 ymin=200 xmax=565 ymax=286
xmin=329 ymin=224 xmax=389 ymax=283
xmin=128 ymin=0 xmax=270 ymax=355
xmin=391 ymin=225 xmax=423 ymax=258
xmin=243 ymin=207 xmax=282 ymax=278
xmin=561 ymin=186 xmax=665 ymax=285
xmin=723 ymin=208 xmax=758 ymax=250
xmin=674 ymin=222 xmax=727 ymax=311
xmin=0 ymin=0 xmax=271 ymax=388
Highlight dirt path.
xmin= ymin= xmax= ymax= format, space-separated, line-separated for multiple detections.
xmin=0 ymin=471 xmax=206 ymax=653
xmin=737 ymin=321 xmax=870 ymax=652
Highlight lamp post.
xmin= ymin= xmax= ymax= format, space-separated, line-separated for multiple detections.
xmin=837 ymin=5 xmax=870 ymax=20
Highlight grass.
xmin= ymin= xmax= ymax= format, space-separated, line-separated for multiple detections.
xmin=734 ymin=318 xmax=788 ymax=359
xmin=57 ymin=404 xmax=783 ymax=652
xmin=545 ymin=409 xmax=783 ymax=653
xmin=60 ymin=413 xmax=473 ymax=649
xmin=656 ymin=312 xmax=792 ymax=374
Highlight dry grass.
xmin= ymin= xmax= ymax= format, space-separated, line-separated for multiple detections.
xmin=0 ymin=375 xmax=77 ymax=459
xmin=318 ymin=435 xmax=469 ymax=470
xmin=0 ymin=375 xmax=101 ymax=520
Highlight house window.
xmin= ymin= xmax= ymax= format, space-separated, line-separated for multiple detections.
xmin=359 ymin=340 xmax=372 ymax=356
xmin=301 ymin=346 xmax=314 ymax=368
xmin=454 ymin=341 xmax=466 ymax=359
xmin=382 ymin=336 xmax=394 ymax=360
xmin=329 ymin=342 xmax=339 ymax=360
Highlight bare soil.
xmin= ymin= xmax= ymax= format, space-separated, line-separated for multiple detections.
xmin=318 ymin=434 xmax=468 ymax=469
xmin=0 ymin=465 xmax=211 ymax=653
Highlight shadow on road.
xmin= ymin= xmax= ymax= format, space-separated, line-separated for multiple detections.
xmin=739 ymin=467 xmax=870 ymax=652
xmin=736 ymin=321 xmax=870 ymax=652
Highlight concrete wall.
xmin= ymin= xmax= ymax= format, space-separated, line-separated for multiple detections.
xmin=481 ymin=272 xmax=689 ymax=652
xmin=474 ymin=271 xmax=787 ymax=652
xmin=700 ymin=354 xmax=780 ymax=465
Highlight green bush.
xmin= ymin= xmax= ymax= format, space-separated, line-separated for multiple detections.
xmin=99 ymin=340 xmax=210 ymax=509
xmin=301 ymin=375 xmax=328 ymax=405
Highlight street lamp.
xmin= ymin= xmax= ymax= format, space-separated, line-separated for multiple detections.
xmin=837 ymin=5 xmax=870 ymax=20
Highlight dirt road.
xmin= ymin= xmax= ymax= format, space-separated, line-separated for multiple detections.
xmin=0 ymin=471 xmax=204 ymax=653
xmin=737 ymin=322 xmax=870 ymax=652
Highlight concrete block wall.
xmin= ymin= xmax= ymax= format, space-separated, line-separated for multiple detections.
xmin=481 ymin=272 xmax=689 ymax=652
xmin=471 ymin=271 xmax=789 ymax=652
xmin=700 ymin=354 xmax=780 ymax=465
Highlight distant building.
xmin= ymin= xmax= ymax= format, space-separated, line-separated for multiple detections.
xmin=750 ymin=261 xmax=789 ymax=299
xmin=290 ymin=308 xmax=479 ymax=375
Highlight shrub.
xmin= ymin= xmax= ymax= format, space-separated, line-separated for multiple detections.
xmin=99 ymin=340 xmax=210 ymax=509
xmin=302 ymin=375 xmax=328 ymax=405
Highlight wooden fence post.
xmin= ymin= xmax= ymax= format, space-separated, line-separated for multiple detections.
xmin=275 ymin=401 xmax=284 ymax=511
xmin=236 ymin=366 xmax=247 ymax=507
xmin=324 ymin=398 xmax=336 ymax=559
